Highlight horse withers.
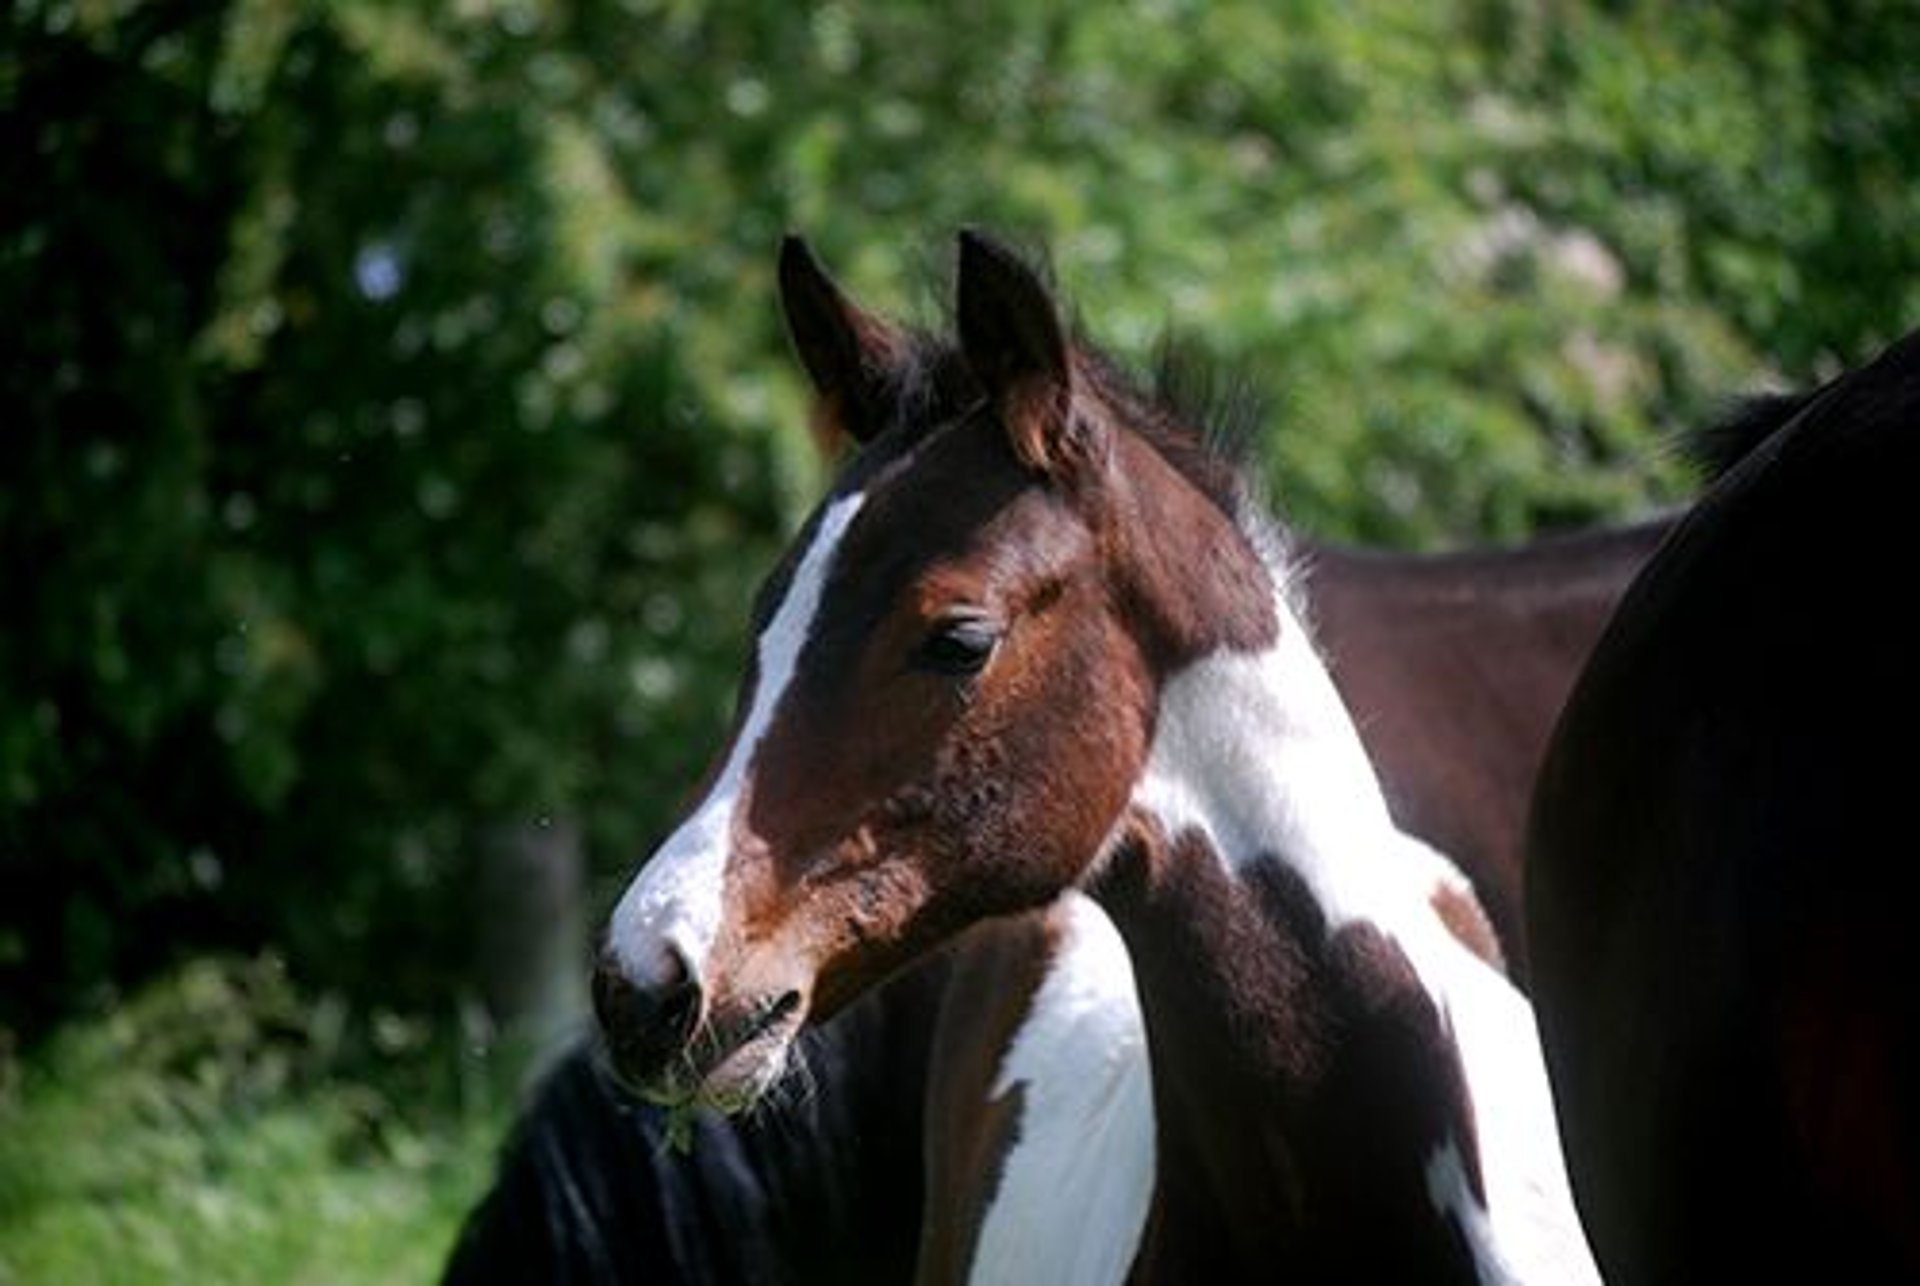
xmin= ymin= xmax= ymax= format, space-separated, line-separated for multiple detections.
xmin=592 ymin=231 xmax=1597 ymax=1282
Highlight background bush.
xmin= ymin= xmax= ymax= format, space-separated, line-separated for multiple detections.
xmin=0 ymin=955 xmax=505 ymax=1281
xmin=3 ymin=0 xmax=1915 ymax=1043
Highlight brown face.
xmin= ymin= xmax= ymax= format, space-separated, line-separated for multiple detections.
xmin=748 ymin=414 xmax=1160 ymax=1012
xmin=596 ymin=409 xmax=1162 ymax=1109
xmin=593 ymin=233 xmax=1185 ymax=1110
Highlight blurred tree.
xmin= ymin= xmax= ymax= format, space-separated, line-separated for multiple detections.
xmin=2 ymin=0 xmax=1911 ymax=1035
xmin=0 ymin=1 xmax=788 ymax=1030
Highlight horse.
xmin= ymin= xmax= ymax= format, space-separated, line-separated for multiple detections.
xmin=445 ymin=235 xmax=1760 ymax=1285
xmin=587 ymin=229 xmax=1599 ymax=1282
xmin=442 ymin=510 xmax=1660 ymax=1285
xmin=1526 ymin=329 xmax=1920 ymax=1282
xmin=441 ymin=511 xmax=1665 ymax=1285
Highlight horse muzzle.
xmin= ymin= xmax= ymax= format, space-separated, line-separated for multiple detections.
xmin=592 ymin=945 xmax=809 ymax=1112
xmin=591 ymin=944 xmax=704 ymax=1095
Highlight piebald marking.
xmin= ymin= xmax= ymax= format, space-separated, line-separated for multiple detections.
xmin=1129 ymin=599 xmax=1599 ymax=1284
xmin=969 ymin=893 xmax=1155 ymax=1286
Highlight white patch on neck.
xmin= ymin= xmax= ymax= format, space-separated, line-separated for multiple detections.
xmin=1127 ymin=597 xmax=1600 ymax=1285
xmin=968 ymin=892 xmax=1156 ymax=1286
xmin=1130 ymin=598 xmax=1402 ymax=927
xmin=606 ymin=492 xmax=866 ymax=988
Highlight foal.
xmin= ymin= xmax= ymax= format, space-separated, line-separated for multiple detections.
xmin=594 ymin=232 xmax=1596 ymax=1281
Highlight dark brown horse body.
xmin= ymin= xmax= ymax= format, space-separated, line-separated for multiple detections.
xmin=1528 ymin=330 xmax=1920 ymax=1283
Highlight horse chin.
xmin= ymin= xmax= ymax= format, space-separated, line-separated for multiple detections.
xmin=638 ymin=994 xmax=810 ymax=1118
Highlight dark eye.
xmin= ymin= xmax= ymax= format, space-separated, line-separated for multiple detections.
xmin=912 ymin=615 xmax=1002 ymax=677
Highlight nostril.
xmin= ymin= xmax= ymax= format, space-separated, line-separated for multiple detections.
xmin=656 ymin=969 xmax=701 ymax=1043
xmin=650 ymin=940 xmax=692 ymax=998
xmin=589 ymin=952 xmax=633 ymax=1032
xmin=591 ymin=945 xmax=705 ymax=1080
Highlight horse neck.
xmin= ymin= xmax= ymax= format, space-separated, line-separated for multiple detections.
xmin=1089 ymin=593 xmax=1592 ymax=1281
xmin=1126 ymin=595 xmax=1416 ymax=934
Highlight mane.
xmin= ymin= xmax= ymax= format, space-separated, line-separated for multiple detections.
xmin=843 ymin=239 xmax=1297 ymax=613
xmin=862 ymin=306 xmax=1288 ymax=583
xmin=1123 ymin=339 xmax=1269 ymax=518
xmin=875 ymin=238 xmax=1267 ymax=530
xmin=1686 ymin=388 xmax=1821 ymax=480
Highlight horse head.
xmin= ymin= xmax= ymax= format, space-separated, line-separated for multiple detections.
xmin=592 ymin=231 xmax=1276 ymax=1111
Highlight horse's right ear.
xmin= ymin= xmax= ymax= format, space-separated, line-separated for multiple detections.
xmin=778 ymin=236 xmax=904 ymax=446
xmin=955 ymin=229 xmax=1099 ymax=480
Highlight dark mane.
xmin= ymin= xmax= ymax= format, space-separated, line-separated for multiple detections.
xmin=863 ymin=319 xmax=1266 ymax=542
xmin=1687 ymin=389 xmax=1821 ymax=480
xmin=1113 ymin=337 xmax=1274 ymax=529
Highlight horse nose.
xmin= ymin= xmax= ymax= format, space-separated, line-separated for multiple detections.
xmin=592 ymin=944 xmax=703 ymax=1085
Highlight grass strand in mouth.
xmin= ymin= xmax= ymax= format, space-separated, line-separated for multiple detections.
xmin=662 ymin=1102 xmax=698 ymax=1156
xmin=638 ymin=991 xmax=807 ymax=1153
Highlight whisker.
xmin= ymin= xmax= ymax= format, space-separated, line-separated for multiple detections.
xmin=765 ymin=1033 xmax=818 ymax=1117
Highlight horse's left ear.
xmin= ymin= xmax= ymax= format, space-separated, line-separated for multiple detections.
xmin=955 ymin=229 xmax=1100 ymax=476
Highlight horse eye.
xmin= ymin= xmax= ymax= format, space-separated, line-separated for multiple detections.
xmin=913 ymin=616 xmax=1002 ymax=677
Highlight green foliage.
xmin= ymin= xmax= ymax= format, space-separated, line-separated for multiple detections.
xmin=2 ymin=0 xmax=1914 ymax=1036
xmin=0 ymin=956 xmax=506 ymax=1284
xmin=1 ymin=0 xmax=786 ymax=1026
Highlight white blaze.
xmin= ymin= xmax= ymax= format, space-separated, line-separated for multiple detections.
xmin=606 ymin=492 xmax=866 ymax=989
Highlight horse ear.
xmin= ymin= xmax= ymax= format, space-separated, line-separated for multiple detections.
xmin=779 ymin=235 xmax=904 ymax=446
xmin=955 ymin=229 xmax=1095 ymax=476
